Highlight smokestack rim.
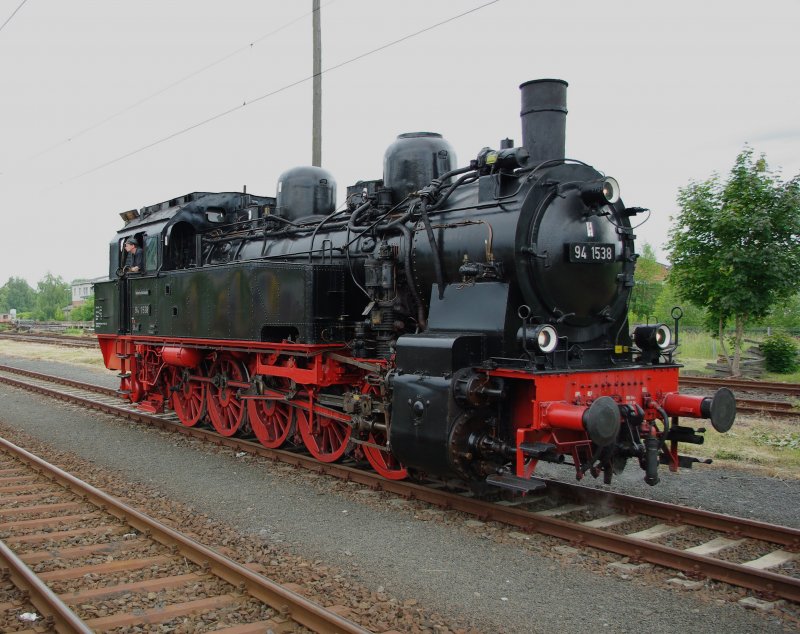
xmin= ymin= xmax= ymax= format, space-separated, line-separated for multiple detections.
xmin=520 ymin=79 xmax=569 ymax=116
xmin=519 ymin=78 xmax=568 ymax=90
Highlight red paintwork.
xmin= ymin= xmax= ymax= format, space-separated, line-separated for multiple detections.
xmin=296 ymin=402 xmax=352 ymax=463
xmin=98 ymin=331 xmax=710 ymax=484
xmin=248 ymin=395 xmax=294 ymax=449
xmin=206 ymin=355 xmax=248 ymax=436
xmin=662 ymin=392 xmax=707 ymax=418
xmin=98 ymin=333 xmax=345 ymax=354
xmin=360 ymin=383 xmax=409 ymax=480
xmin=99 ymin=334 xmax=360 ymax=389
xmin=487 ymin=365 xmax=689 ymax=479
xmin=98 ymin=333 xmax=404 ymax=477
xmin=161 ymin=346 xmax=204 ymax=368
xmin=539 ymin=401 xmax=588 ymax=433
xmin=167 ymin=366 xmax=206 ymax=427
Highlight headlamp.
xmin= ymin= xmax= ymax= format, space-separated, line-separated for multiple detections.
xmin=533 ymin=324 xmax=558 ymax=353
xmin=580 ymin=177 xmax=620 ymax=205
xmin=633 ymin=324 xmax=672 ymax=351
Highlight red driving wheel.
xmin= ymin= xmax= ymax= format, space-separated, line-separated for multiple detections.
xmin=169 ymin=366 xmax=206 ymax=427
xmin=360 ymin=385 xmax=408 ymax=480
xmin=247 ymin=379 xmax=294 ymax=448
xmin=297 ymin=405 xmax=351 ymax=463
xmin=364 ymin=428 xmax=408 ymax=480
xmin=206 ymin=355 xmax=248 ymax=436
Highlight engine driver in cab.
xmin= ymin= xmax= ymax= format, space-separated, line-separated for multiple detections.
xmin=122 ymin=237 xmax=143 ymax=274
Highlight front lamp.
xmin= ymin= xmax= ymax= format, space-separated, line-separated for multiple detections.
xmin=633 ymin=324 xmax=672 ymax=351
xmin=516 ymin=323 xmax=559 ymax=354
xmin=533 ymin=324 xmax=559 ymax=353
xmin=580 ymin=177 xmax=620 ymax=205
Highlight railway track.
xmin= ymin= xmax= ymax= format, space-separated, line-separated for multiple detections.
xmin=0 ymin=364 xmax=798 ymax=604
xmin=735 ymin=397 xmax=799 ymax=418
xmin=0 ymin=332 xmax=98 ymax=349
xmin=676 ymin=374 xmax=799 ymax=417
xmin=0 ymin=433 xmax=369 ymax=633
xmin=680 ymin=375 xmax=800 ymax=398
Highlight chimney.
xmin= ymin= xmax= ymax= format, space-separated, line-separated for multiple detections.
xmin=519 ymin=79 xmax=568 ymax=164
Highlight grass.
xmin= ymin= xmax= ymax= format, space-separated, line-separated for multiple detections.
xmin=760 ymin=369 xmax=800 ymax=383
xmin=674 ymin=330 xmax=719 ymax=360
xmin=63 ymin=327 xmax=91 ymax=336
xmin=682 ymin=416 xmax=800 ymax=479
xmin=0 ymin=340 xmax=105 ymax=368
xmin=668 ymin=329 xmax=800 ymax=477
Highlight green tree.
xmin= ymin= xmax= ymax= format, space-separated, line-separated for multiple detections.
xmin=762 ymin=292 xmax=800 ymax=331
xmin=69 ymin=296 xmax=95 ymax=321
xmin=652 ymin=276 xmax=707 ymax=328
xmin=0 ymin=277 xmax=36 ymax=313
xmin=629 ymin=243 xmax=664 ymax=322
xmin=668 ymin=148 xmax=800 ymax=375
xmin=34 ymin=273 xmax=70 ymax=321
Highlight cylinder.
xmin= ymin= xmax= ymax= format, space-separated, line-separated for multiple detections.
xmin=542 ymin=401 xmax=586 ymax=432
xmin=162 ymin=346 xmax=204 ymax=368
xmin=662 ymin=392 xmax=705 ymax=418
xmin=519 ymin=79 xmax=568 ymax=164
xmin=542 ymin=396 xmax=620 ymax=447
xmin=661 ymin=388 xmax=736 ymax=433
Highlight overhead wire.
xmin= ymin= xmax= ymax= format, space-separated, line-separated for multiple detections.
xmin=27 ymin=0 xmax=339 ymax=162
xmin=63 ymin=0 xmax=501 ymax=185
xmin=0 ymin=0 xmax=28 ymax=34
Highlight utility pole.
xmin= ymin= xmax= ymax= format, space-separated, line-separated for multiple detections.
xmin=312 ymin=0 xmax=322 ymax=167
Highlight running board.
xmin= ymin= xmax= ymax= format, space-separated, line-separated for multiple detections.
xmin=486 ymin=473 xmax=547 ymax=493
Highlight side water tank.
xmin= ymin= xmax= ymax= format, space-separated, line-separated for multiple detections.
xmin=383 ymin=132 xmax=456 ymax=204
xmin=276 ymin=166 xmax=337 ymax=221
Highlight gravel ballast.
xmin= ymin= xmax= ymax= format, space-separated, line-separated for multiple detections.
xmin=0 ymin=354 xmax=797 ymax=632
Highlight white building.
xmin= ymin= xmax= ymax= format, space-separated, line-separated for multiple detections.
xmin=70 ymin=276 xmax=107 ymax=306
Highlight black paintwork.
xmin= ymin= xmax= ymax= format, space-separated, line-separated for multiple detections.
xmin=97 ymin=261 xmax=354 ymax=344
xmin=276 ymin=166 xmax=337 ymax=221
xmin=383 ymin=132 xmax=456 ymax=205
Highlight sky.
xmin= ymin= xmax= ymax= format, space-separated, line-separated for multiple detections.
xmin=0 ymin=0 xmax=798 ymax=287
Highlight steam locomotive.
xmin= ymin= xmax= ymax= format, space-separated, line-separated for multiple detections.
xmin=94 ymin=79 xmax=735 ymax=491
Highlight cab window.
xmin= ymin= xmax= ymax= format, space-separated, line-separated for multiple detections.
xmin=145 ymin=234 xmax=159 ymax=272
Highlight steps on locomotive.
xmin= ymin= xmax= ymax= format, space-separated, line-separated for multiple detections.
xmin=486 ymin=473 xmax=547 ymax=493
xmin=519 ymin=442 xmax=559 ymax=460
xmin=484 ymin=443 xmax=557 ymax=492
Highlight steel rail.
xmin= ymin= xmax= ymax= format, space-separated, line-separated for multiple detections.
xmin=679 ymin=375 xmax=800 ymax=397
xmin=539 ymin=479 xmax=800 ymax=547
xmin=0 ymin=436 xmax=370 ymax=634
xmin=0 ymin=364 xmax=118 ymax=396
xmin=0 ymin=540 xmax=93 ymax=633
xmin=0 ymin=333 xmax=98 ymax=349
xmin=1 ymin=365 xmax=799 ymax=602
xmin=737 ymin=398 xmax=794 ymax=411
xmin=735 ymin=399 xmax=799 ymax=418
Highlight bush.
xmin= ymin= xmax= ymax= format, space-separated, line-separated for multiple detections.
xmin=761 ymin=332 xmax=800 ymax=373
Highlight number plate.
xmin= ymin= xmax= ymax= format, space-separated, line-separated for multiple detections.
xmin=568 ymin=242 xmax=614 ymax=263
